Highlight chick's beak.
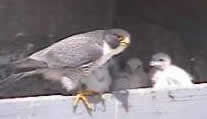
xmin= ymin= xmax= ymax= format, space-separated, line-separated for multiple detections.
xmin=120 ymin=36 xmax=130 ymax=47
xmin=150 ymin=61 xmax=162 ymax=66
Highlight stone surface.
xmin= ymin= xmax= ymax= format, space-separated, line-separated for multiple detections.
xmin=0 ymin=84 xmax=207 ymax=119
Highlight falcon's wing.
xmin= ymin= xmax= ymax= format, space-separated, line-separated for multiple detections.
xmin=12 ymin=58 xmax=48 ymax=73
xmin=30 ymin=32 xmax=104 ymax=68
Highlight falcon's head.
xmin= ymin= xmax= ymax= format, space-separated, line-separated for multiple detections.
xmin=149 ymin=53 xmax=171 ymax=70
xmin=103 ymin=29 xmax=131 ymax=56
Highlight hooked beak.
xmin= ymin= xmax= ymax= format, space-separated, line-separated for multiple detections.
xmin=120 ymin=36 xmax=130 ymax=47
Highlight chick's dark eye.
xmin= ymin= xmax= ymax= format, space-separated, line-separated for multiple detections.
xmin=159 ymin=59 xmax=164 ymax=61
xmin=136 ymin=65 xmax=141 ymax=69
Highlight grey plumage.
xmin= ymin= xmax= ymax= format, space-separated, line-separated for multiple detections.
xmin=84 ymin=62 xmax=112 ymax=93
xmin=0 ymin=28 xmax=130 ymax=98
xmin=126 ymin=58 xmax=151 ymax=88
xmin=30 ymin=30 xmax=104 ymax=68
xmin=110 ymin=57 xmax=151 ymax=91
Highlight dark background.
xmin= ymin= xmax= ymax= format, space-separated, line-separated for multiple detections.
xmin=0 ymin=0 xmax=206 ymax=82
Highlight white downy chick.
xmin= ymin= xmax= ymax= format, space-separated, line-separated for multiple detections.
xmin=149 ymin=52 xmax=194 ymax=90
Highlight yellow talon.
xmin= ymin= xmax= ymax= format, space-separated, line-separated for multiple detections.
xmin=73 ymin=90 xmax=99 ymax=110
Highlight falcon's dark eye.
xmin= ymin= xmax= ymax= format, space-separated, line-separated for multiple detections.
xmin=105 ymin=34 xmax=120 ymax=49
xmin=117 ymin=35 xmax=125 ymax=41
xmin=112 ymin=34 xmax=123 ymax=40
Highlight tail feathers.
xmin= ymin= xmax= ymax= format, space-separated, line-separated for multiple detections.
xmin=0 ymin=71 xmax=38 ymax=89
xmin=12 ymin=58 xmax=48 ymax=73
xmin=0 ymin=73 xmax=25 ymax=88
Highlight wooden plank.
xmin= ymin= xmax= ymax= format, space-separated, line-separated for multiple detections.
xmin=0 ymin=84 xmax=207 ymax=119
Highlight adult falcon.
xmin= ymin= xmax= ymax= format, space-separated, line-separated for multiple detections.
xmin=0 ymin=28 xmax=131 ymax=110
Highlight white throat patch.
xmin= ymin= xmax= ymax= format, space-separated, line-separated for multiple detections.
xmin=96 ymin=41 xmax=126 ymax=67
xmin=103 ymin=41 xmax=113 ymax=55
xmin=95 ymin=41 xmax=114 ymax=66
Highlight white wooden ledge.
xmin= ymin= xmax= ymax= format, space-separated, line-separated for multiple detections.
xmin=1 ymin=84 xmax=207 ymax=119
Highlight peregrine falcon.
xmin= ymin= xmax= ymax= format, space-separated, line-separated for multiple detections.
xmin=1 ymin=28 xmax=130 ymax=110
xmin=149 ymin=52 xmax=194 ymax=90
xmin=110 ymin=57 xmax=151 ymax=91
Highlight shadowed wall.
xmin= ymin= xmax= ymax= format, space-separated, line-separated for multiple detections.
xmin=0 ymin=0 xmax=206 ymax=82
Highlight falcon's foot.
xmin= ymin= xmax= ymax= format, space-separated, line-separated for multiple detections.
xmin=73 ymin=90 xmax=101 ymax=110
